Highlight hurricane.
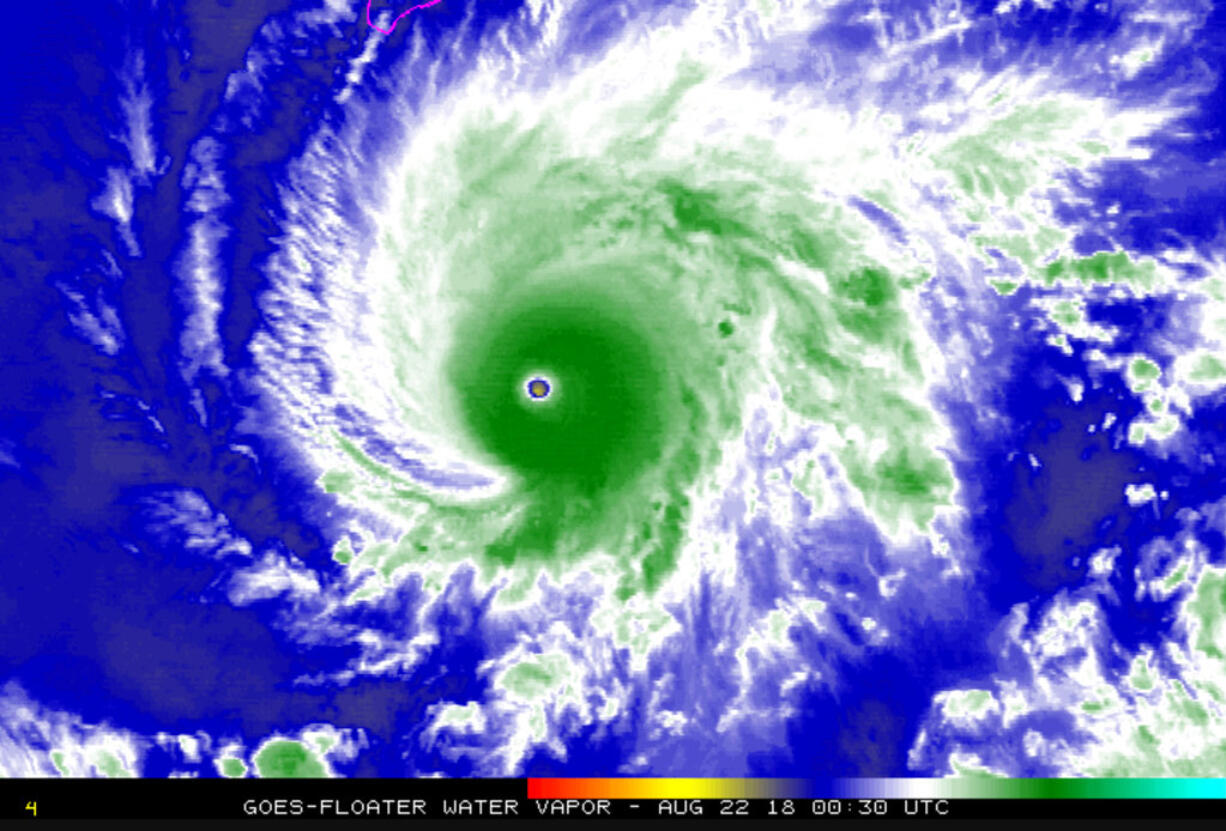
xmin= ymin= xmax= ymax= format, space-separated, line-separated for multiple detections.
xmin=2 ymin=0 xmax=1225 ymax=781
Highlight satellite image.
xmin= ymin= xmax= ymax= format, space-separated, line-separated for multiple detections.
xmin=1 ymin=0 xmax=1225 ymax=790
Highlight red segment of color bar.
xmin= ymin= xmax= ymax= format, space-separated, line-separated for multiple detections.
xmin=530 ymin=779 xmax=602 ymax=800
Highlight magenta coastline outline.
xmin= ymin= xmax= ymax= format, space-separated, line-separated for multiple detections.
xmin=366 ymin=0 xmax=443 ymax=34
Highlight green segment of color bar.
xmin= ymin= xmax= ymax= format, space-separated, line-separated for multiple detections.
xmin=526 ymin=778 xmax=1226 ymax=800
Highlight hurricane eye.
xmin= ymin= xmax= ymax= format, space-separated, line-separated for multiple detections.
xmin=525 ymin=377 xmax=551 ymax=400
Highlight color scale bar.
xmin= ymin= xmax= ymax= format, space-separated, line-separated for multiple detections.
xmin=527 ymin=778 xmax=1226 ymax=800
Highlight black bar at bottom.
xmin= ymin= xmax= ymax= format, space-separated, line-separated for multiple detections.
xmin=2 ymin=780 xmax=1223 ymax=820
